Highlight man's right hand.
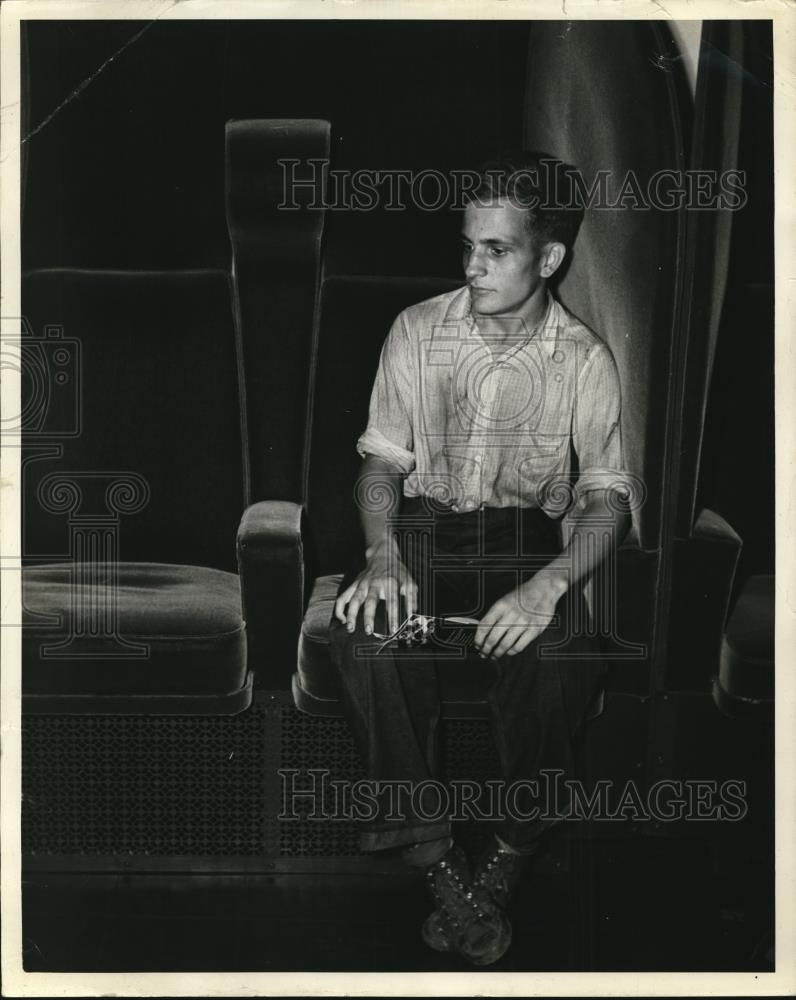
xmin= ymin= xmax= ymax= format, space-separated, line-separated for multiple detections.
xmin=334 ymin=540 xmax=418 ymax=637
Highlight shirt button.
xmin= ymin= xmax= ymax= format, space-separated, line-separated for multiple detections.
xmin=553 ymin=350 xmax=565 ymax=363
xmin=474 ymin=454 xmax=482 ymax=464
xmin=555 ymin=373 xmax=564 ymax=383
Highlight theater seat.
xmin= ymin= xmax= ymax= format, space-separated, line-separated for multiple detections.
xmin=21 ymin=268 xmax=252 ymax=715
xmin=712 ymin=574 xmax=774 ymax=718
xmin=22 ymin=562 xmax=248 ymax=711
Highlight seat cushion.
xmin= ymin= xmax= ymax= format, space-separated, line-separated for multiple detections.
xmin=718 ymin=574 xmax=774 ymax=702
xmin=23 ymin=562 xmax=246 ymax=697
xmin=297 ymin=574 xmax=498 ymax=711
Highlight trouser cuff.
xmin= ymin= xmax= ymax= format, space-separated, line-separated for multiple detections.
xmin=359 ymin=819 xmax=452 ymax=854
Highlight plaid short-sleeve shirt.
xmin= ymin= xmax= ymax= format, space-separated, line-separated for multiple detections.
xmin=356 ymin=285 xmax=633 ymax=517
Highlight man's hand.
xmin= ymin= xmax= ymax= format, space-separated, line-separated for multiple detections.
xmin=474 ymin=569 xmax=569 ymax=660
xmin=334 ymin=540 xmax=418 ymax=637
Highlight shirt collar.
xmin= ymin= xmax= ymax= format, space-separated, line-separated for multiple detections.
xmin=444 ymin=285 xmax=561 ymax=358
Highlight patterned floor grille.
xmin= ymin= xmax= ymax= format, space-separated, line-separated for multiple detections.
xmin=22 ymin=693 xmax=501 ymax=862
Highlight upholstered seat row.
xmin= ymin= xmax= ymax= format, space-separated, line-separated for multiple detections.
xmin=21 ymin=267 xmax=251 ymax=712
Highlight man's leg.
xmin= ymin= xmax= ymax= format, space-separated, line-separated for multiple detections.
xmin=328 ymin=590 xmax=451 ymax=855
xmin=453 ymin=509 xmax=607 ymax=928
xmin=328 ymin=511 xmax=518 ymax=965
xmin=449 ymin=506 xmax=606 ymax=852
xmin=328 ymin=500 xmax=485 ymax=856
xmin=464 ymin=587 xmax=605 ymax=943
xmin=484 ymin=580 xmax=607 ymax=853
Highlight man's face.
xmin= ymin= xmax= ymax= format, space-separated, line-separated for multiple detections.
xmin=461 ymin=198 xmax=545 ymax=317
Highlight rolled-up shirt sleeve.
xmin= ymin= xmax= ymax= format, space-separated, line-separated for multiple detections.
xmin=572 ymin=342 xmax=634 ymax=505
xmin=356 ymin=312 xmax=416 ymax=475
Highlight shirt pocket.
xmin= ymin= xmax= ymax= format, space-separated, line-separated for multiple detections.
xmin=517 ymin=432 xmax=571 ymax=486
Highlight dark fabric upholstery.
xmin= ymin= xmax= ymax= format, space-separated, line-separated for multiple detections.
xmin=717 ymin=574 xmax=774 ymax=703
xmin=592 ymin=546 xmax=660 ymax=697
xmin=20 ymin=268 xmax=251 ymax=706
xmin=236 ymin=500 xmax=304 ymax=690
xmin=304 ymin=275 xmax=460 ymax=577
xmin=22 ymin=562 xmax=246 ymax=697
xmin=523 ymin=21 xmax=688 ymax=552
xmin=297 ymin=575 xmax=344 ymax=701
xmin=667 ymin=509 xmax=743 ymax=691
xmin=21 ymin=269 xmax=245 ymax=572
xmin=225 ymin=119 xmax=330 ymax=503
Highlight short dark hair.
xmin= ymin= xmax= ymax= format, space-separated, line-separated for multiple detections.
xmin=466 ymin=150 xmax=585 ymax=252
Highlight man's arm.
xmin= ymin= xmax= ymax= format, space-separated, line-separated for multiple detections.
xmin=476 ymin=339 xmax=633 ymax=660
xmin=334 ymin=308 xmax=419 ymax=636
xmin=540 ymin=487 xmax=632 ymax=596
xmin=474 ymin=490 xmax=629 ymax=660
xmin=333 ymin=453 xmax=418 ymax=636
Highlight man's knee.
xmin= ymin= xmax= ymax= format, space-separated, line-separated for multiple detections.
xmin=329 ymin=615 xmax=386 ymax=670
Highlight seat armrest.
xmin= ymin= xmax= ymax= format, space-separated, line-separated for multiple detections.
xmin=236 ymin=500 xmax=305 ymax=689
xmin=692 ymin=507 xmax=742 ymax=546
xmin=665 ymin=507 xmax=743 ymax=690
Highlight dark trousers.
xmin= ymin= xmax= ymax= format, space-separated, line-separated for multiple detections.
xmin=328 ymin=497 xmax=607 ymax=854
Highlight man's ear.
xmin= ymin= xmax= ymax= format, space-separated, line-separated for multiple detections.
xmin=539 ymin=241 xmax=566 ymax=279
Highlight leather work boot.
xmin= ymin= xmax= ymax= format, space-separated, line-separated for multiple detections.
xmin=420 ymin=844 xmax=512 ymax=966
xmin=471 ymin=835 xmax=535 ymax=913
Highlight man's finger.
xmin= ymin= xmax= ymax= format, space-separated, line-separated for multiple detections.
xmin=491 ymin=620 xmax=526 ymax=659
xmin=475 ymin=605 xmax=502 ymax=650
xmin=510 ymin=608 xmax=557 ymax=652
xmin=401 ymin=580 xmax=417 ymax=620
xmin=386 ymin=581 xmax=400 ymax=637
xmin=362 ymin=589 xmax=381 ymax=635
xmin=345 ymin=582 xmax=369 ymax=631
xmin=345 ymin=594 xmax=362 ymax=631
xmin=335 ymin=583 xmax=357 ymax=623
xmin=505 ymin=625 xmax=542 ymax=657
xmin=481 ymin=619 xmax=510 ymax=658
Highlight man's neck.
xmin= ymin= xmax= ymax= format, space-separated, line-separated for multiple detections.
xmin=473 ymin=286 xmax=550 ymax=345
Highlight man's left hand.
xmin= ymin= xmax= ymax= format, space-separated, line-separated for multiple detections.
xmin=474 ymin=570 xmax=569 ymax=660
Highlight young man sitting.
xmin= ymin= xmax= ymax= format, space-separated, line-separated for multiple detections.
xmin=330 ymin=151 xmax=633 ymax=966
